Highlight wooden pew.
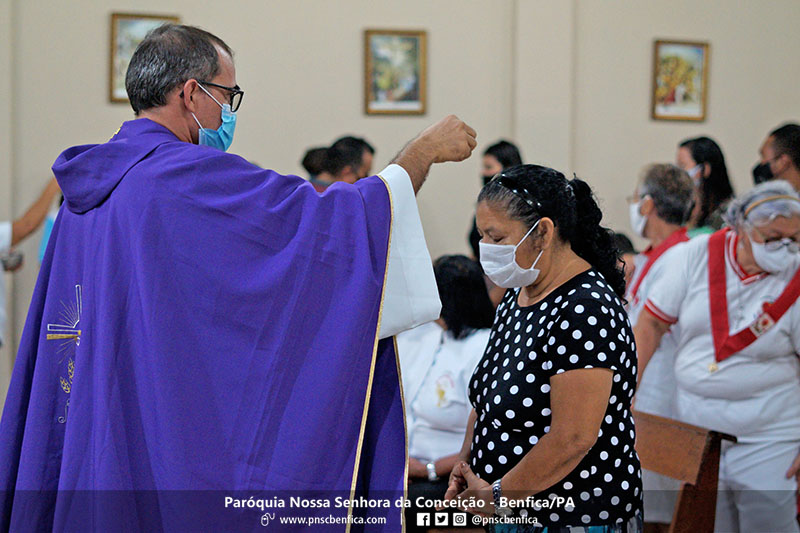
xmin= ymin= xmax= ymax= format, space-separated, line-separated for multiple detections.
xmin=633 ymin=410 xmax=737 ymax=533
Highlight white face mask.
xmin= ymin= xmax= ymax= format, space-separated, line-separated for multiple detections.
xmin=749 ymin=235 xmax=800 ymax=274
xmin=479 ymin=220 xmax=544 ymax=288
xmin=629 ymin=200 xmax=647 ymax=238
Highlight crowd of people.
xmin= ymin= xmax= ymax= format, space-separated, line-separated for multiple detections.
xmin=301 ymin=136 xmax=375 ymax=192
xmin=395 ymin=124 xmax=800 ymax=532
xmin=0 ymin=20 xmax=798 ymax=533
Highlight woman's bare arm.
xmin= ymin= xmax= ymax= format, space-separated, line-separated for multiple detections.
xmin=11 ymin=178 xmax=60 ymax=246
xmin=632 ymin=308 xmax=671 ymax=384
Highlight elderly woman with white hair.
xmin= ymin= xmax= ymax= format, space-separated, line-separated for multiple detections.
xmin=634 ymin=180 xmax=800 ymax=532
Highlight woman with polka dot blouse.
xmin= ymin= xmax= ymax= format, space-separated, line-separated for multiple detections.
xmin=444 ymin=165 xmax=643 ymax=532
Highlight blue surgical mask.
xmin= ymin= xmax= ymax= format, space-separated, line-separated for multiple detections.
xmin=191 ymin=85 xmax=237 ymax=152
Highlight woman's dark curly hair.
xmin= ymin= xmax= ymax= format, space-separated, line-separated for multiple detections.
xmin=477 ymin=164 xmax=627 ymax=299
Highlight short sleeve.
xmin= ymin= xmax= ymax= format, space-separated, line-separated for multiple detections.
xmin=0 ymin=221 xmax=10 ymax=254
xmin=642 ymin=240 xmax=695 ymax=325
xmin=544 ymin=297 xmax=632 ymax=376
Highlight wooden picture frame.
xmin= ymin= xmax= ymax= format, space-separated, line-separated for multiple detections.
xmin=364 ymin=29 xmax=427 ymax=115
xmin=109 ymin=12 xmax=180 ymax=104
xmin=651 ymin=39 xmax=709 ymax=121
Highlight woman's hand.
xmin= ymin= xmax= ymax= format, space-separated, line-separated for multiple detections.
xmin=785 ymin=448 xmax=800 ymax=483
xmin=455 ymin=463 xmax=494 ymax=517
xmin=408 ymin=458 xmax=427 ymax=480
xmin=440 ymin=461 xmax=468 ymax=509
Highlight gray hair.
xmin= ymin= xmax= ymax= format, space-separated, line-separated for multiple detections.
xmin=125 ymin=24 xmax=233 ymax=115
xmin=723 ymin=180 xmax=800 ymax=228
xmin=638 ymin=163 xmax=695 ymax=225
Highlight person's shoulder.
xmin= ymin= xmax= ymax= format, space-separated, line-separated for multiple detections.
xmin=461 ymin=328 xmax=491 ymax=349
xmin=554 ymin=271 xmax=627 ymax=323
xmin=686 ymin=230 xmax=713 ymax=248
xmin=155 ymin=144 xmax=313 ymax=192
xmin=567 ymin=270 xmax=620 ymax=302
xmin=667 ymin=231 xmax=711 ymax=267
xmin=162 ymin=143 xmax=264 ymax=172
xmin=396 ymin=321 xmax=442 ymax=365
xmin=495 ymin=288 xmax=518 ymax=319
xmin=649 ymin=237 xmax=694 ymax=277
xmin=456 ymin=328 xmax=490 ymax=373
xmin=397 ymin=320 xmax=440 ymax=342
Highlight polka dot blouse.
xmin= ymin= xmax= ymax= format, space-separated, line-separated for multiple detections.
xmin=468 ymin=269 xmax=642 ymax=527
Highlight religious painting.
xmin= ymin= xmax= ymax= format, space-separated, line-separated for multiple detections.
xmin=364 ymin=30 xmax=427 ymax=115
xmin=651 ymin=40 xmax=709 ymax=121
xmin=110 ymin=13 xmax=180 ymax=103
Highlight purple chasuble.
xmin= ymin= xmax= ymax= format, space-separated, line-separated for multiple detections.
xmin=0 ymin=119 xmax=406 ymax=532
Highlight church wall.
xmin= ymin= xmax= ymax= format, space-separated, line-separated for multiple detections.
xmin=3 ymin=0 xmax=515 ymax=369
xmin=572 ymin=0 xmax=800 ymax=249
xmin=1 ymin=0 xmax=799 ymax=401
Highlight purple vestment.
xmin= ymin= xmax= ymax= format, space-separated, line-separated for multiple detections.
xmin=0 ymin=119 xmax=406 ymax=531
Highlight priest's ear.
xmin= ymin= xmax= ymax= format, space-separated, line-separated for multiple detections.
xmin=179 ymin=79 xmax=201 ymax=113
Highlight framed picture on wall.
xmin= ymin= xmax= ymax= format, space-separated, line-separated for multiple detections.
xmin=109 ymin=12 xmax=180 ymax=104
xmin=364 ymin=29 xmax=427 ymax=115
xmin=651 ymin=39 xmax=709 ymax=121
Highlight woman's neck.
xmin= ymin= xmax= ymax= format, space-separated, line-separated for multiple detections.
xmin=519 ymin=246 xmax=591 ymax=306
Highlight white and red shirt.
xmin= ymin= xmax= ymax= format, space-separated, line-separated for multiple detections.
xmin=627 ymin=229 xmax=688 ymax=419
xmin=645 ymin=231 xmax=800 ymax=442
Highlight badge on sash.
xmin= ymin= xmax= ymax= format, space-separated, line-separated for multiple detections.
xmin=749 ymin=311 xmax=776 ymax=337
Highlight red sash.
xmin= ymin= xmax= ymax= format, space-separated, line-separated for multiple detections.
xmin=627 ymin=228 xmax=689 ymax=303
xmin=708 ymin=228 xmax=800 ymax=362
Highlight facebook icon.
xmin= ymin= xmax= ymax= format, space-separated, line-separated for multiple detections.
xmin=416 ymin=513 xmax=431 ymax=527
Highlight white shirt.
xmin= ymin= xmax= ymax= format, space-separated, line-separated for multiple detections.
xmin=646 ymin=232 xmax=800 ymax=442
xmin=0 ymin=221 xmax=10 ymax=347
xmin=627 ymin=245 xmax=683 ymax=418
xmin=398 ymin=322 xmax=489 ymax=462
xmin=378 ymin=165 xmax=441 ymax=338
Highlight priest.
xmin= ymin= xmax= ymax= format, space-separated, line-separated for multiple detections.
xmin=0 ymin=24 xmax=476 ymax=531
